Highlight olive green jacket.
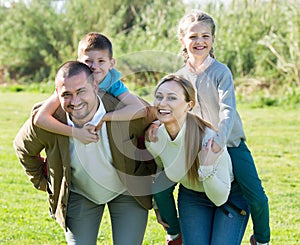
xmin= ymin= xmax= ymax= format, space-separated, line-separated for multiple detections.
xmin=14 ymin=92 xmax=156 ymax=230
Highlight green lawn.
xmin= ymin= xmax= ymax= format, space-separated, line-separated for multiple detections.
xmin=0 ymin=92 xmax=299 ymax=244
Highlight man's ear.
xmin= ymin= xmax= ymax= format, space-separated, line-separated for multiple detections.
xmin=93 ymin=79 xmax=98 ymax=92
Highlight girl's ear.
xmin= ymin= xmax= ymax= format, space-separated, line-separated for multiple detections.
xmin=179 ymin=37 xmax=185 ymax=46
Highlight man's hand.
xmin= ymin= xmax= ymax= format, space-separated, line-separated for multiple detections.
xmin=38 ymin=154 xmax=47 ymax=177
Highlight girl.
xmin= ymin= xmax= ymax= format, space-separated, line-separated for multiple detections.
xmin=147 ymin=10 xmax=270 ymax=245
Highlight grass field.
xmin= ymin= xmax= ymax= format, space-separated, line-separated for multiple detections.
xmin=0 ymin=92 xmax=299 ymax=244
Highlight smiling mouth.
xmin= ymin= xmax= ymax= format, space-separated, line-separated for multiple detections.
xmin=194 ymin=46 xmax=206 ymax=50
xmin=69 ymin=104 xmax=85 ymax=111
xmin=158 ymin=109 xmax=171 ymax=115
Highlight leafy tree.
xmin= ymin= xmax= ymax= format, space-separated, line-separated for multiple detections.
xmin=0 ymin=0 xmax=71 ymax=83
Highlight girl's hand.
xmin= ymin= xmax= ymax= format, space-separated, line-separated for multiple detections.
xmin=154 ymin=209 xmax=170 ymax=230
xmin=211 ymin=139 xmax=222 ymax=153
xmin=199 ymin=138 xmax=223 ymax=166
xmin=73 ymin=125 xmax=98 ymax=144
xmin=145 ymin=121 xmax=160 ymax=142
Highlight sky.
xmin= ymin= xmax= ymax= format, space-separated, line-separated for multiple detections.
xmin=1 ymin=0 xmax=232 ymax=8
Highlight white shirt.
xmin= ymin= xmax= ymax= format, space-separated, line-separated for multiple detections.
xmin=146 ymin=123 xmax=234 ymax=206
xmin=67 ymin=96 xmax=126 ymax=204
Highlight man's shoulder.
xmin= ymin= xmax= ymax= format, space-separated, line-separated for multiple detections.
xmin=99 ymin=91 xmax=151 ymax=111
xmin=98 ymin=91 xmax=125 ymax=112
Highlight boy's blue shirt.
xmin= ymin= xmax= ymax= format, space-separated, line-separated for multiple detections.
xmin=98 ymin=68 xmax=128 ymax=97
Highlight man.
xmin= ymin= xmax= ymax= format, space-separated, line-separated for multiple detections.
xmin=14 ymin=61 xmax=156 ymax=245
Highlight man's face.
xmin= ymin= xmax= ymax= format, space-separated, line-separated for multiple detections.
xmin=56 ymin=71 xmax=98 ymax=126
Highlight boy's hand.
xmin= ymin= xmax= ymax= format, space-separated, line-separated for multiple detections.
xmin=145 ymin=121 xmax=160 ymax=142
xmin=199 ymin=138 xmax=223 ymax=166
xmin=73 ymin=125 xmax=98 ymax=144
xmin=95 ymin=113 xmax=109 ymax=131
xmin=95 ymin=120 xmax=104 ymax=131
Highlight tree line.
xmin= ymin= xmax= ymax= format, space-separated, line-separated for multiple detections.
xmin=0 ymin=0 xmax=299 ymax=104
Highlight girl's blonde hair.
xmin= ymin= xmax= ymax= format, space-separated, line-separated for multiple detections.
xmin=155 ymin=74 xmax=214 ymax=184
xmin=177 ymin=10 xmax=216 ymax=62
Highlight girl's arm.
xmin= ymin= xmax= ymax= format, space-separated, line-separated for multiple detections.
xmin=214 ymin=69 xmax=237 ymax=148
xmin=33 ymin=93 xmax=98 ymax=144
xmin=198 ymin=139 xmax=232 ymax=206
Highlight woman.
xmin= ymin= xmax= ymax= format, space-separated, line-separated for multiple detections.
xmin=146 ymin=74 xmax=249 ymax=245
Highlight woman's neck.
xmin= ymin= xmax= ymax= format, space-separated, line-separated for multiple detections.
xmin=164 ymin=118 xmax=185 ymax=140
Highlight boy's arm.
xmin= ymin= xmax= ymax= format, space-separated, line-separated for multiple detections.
xmin=33 ymin=93 xmax=98 ymax=144
xmin=101 ymin=91 xmax=147 ymax=122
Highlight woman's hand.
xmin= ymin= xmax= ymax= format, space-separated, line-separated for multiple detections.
xmin=145 ymin=121 xmax=160 ymax=142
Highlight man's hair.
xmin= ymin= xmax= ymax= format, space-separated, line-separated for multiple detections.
xmin=78 ymin=32 xmax=113 ymax=59
xmin=55 ymin=61 xmax=94 ymax=86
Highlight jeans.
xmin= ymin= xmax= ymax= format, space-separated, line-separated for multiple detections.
xmin=178 ymin=182 xmax=250 ymax=245
xmin=153 ymin=170 xmax=181 ymax=235
xmin=228 ymin=140 xmax=270 ymax=243
xmin=65 ymin=191 xmax=148 ymax=245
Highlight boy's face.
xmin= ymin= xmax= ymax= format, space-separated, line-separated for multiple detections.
xmin=78 ymin=49 xmax=115 ymax=84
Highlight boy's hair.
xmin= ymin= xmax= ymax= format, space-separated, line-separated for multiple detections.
xmin=78 ymin=32 xmax=113 ymax=59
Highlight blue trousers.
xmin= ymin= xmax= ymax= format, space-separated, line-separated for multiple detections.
xmin=228 ymin=140 xmax=270 ymax=243
xmin=65 ymin=191 xmax=148 ymax=245
xmin=153 ymin=171 xmax=180 ymax=235
xmin=178 ymin=182 xmax=250 ymax=245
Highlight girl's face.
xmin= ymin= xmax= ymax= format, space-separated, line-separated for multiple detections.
xmin=181 ymin=22 xmax=214 ymax=61
xmin=154 ymin=81 xmax=193 ymax=128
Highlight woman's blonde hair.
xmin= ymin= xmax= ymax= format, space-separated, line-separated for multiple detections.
xmin=155 ymin=74 xmax=214 ymax=184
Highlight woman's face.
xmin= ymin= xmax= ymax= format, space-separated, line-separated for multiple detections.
xmin=154 ymin=81 xmax=192 ymax=127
